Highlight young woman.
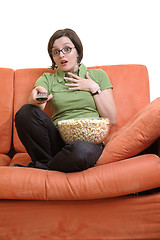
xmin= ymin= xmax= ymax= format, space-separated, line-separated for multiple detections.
xmin=15 ymin=28 xmax=117 ymax=172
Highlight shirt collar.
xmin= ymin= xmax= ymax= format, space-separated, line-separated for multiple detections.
xmin=55 ymin=63 xmax=88 ymax=83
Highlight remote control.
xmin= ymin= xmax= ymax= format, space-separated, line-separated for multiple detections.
xmin=36 ymin=92 xmax=48 ymax=101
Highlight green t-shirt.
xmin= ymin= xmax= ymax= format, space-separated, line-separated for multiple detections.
xmin=35 ymin=64 xmax=112 ymax=124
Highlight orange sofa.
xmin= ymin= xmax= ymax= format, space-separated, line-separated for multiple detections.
xmin=0 ymin=65 xmax=160 ymax=240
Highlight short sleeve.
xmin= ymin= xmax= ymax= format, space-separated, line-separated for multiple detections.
xmin=88 ymin=69 xmax=113 ymax=91
xmin=34 ymin=73 xmax=51 ymax=93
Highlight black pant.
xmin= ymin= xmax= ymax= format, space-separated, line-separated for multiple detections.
xmin=15 ymin=104 xmax=104 ymax=173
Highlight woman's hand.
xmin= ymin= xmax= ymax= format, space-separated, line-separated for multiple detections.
xmin=64 ymin=72 xmax=100 ymax=94
xmin=64 ymin=72 xmax=117 ymax=125
xmin=29 ymin=86 xmax=53 ymax=110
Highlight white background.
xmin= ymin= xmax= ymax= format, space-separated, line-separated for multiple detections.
xmin=0 ymin=0 xmax=159 ymax=101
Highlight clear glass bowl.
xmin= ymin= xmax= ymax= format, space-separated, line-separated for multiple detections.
xmin=57 ymin=118 xmax=110 ymax=144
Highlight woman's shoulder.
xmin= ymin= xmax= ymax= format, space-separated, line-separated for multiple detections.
xmin=36 ymin=71 xmax=56 ymax=86
xmin=41 ymin=72 xmax=56 ymax=78
xmin=87 ymin=67 xmax=109 ymax=79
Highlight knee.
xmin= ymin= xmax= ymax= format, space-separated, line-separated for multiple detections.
xmin=15 ymin=104 xmax=37 ymax=122
xmin=67 ymin=141 xmax=103 ymax=170
xmin=16 ymin=104 xmax=32 ymax=120
xmin=15 ymin=104 xmax=38 ymax=126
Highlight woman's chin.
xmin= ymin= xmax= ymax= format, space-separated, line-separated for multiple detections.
xmin=58 ymin=64 xmax=79 ymax=73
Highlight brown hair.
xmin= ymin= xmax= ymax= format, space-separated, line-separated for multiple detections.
xmin=48 ymin=28 xmax=83 ymax=70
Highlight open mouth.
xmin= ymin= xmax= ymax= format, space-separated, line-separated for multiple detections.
xmin=61 ymin=60 xmax=68 ymax=65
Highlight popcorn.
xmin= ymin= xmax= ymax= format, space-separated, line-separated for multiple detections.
xmin=57 ymin=118 xmax=110 ymax=144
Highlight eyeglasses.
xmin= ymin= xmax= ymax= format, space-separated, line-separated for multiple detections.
xmin=52 ymin=47 xmax=75 ymax=57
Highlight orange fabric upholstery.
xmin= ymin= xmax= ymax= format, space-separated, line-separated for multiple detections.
xmin=97 ymin=97 xmax=160 ymax=165
xmin=10 ymin=152 xmax=31 ymax=166
xmin=0 ymin=154 xmax=11 ymax=166
xmin=1 ymin=194 xmax=160 ymax=240
xmin=1 ymin=154 xmax=160 ymax=200
xmin=0 ymin=68 xmax=14 ymax=154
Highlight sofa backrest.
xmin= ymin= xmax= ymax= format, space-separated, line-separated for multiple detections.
xmin=0 ymin=68 xmax=14 ymax=153
xmin=13 ymin=68 xmax=54 ymax=152
xmin=13 ymin=65 xmax=150 ymax=153
xmin=90 ymin=65 xmax=150 ymax=134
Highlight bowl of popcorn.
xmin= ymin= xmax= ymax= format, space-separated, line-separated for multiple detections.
xmin=57 ymin=118 xmax=110 ymax=144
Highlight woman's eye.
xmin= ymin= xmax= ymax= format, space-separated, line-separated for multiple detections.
xmin=64 ymin=47 xmax=71 ymax=52
xmin=53 ymin=49 xmax=59 ymax=55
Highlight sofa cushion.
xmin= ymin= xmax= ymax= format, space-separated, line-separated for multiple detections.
xmin=0 ymin=154 xmax=11 ymax=166
xmin=9 ymin=153 xmax=31 ymax=166
xmin=97 ymin=98 xmax=160 ymax=165
xmin=0 ymin=68 xmax=14 ymax=154
xmin=0 ymin=154 xmax=160 ymax=200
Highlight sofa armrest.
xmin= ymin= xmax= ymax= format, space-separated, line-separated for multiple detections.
xmin=97 ymin=97 xmax=160 ymax=165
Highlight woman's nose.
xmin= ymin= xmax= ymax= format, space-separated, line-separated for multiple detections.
xmin=59 ymin=50 xmax=64 ymax=57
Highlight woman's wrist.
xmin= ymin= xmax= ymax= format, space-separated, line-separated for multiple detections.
xmin=90 ymin=84 xmax=101 ymax=94
xmin=91 ymin=89 xmax=102 ymax=96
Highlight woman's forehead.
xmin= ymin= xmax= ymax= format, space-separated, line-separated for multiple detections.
xmin=53 ymin=37 xmax=72 ymax=48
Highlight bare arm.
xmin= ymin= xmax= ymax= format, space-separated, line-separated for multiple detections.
xmin=92 ymin=88 xmax=117 ymax=125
